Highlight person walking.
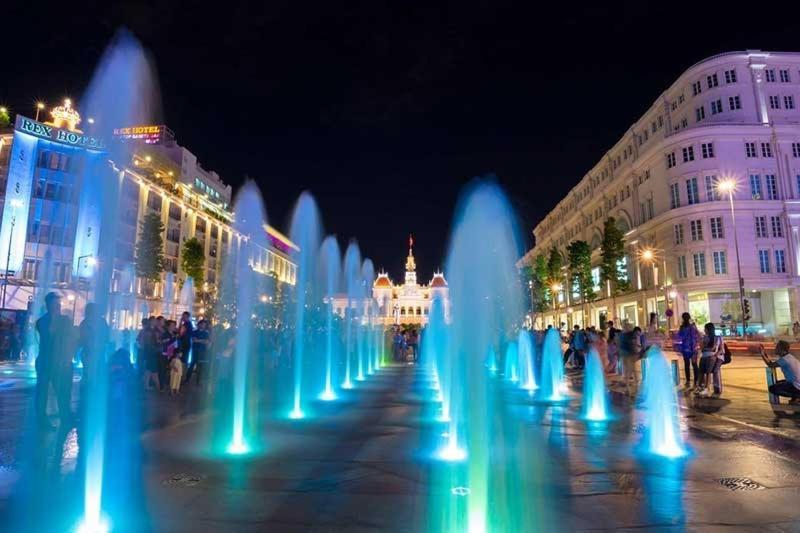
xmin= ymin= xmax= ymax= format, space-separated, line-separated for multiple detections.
xmin=606 ymin=327 xmax=619 ymax=373
xmin=696 ymin=323 xmax=722 ymax=397
xmin=35 ymin=292 xmax=73 ymax=427
xmin=619 ymin=323 xmax=640 ymax=397
xmin=141 ymin=318 xmax=160 ymax=391
xmin=677 ymin=312 xmax=700 ymax=388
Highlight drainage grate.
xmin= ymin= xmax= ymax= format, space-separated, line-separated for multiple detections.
xmin=715 ymin=477 xmax=765 ymax=491
xmin=162 ymin=473 xmax=203 ymax=487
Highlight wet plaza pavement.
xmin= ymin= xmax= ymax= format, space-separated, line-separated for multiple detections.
xmin=1 ymin=361 xmax=800 ymax=531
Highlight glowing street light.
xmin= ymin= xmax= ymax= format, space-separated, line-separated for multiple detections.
xmin=35 ymin=102 xmax=45 ymax=121
xmin=717 ymin=176 xmax=746 ymax=337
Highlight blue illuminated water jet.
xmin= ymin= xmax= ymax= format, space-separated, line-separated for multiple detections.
xmin=288 ymin=192 xmax=322 ymax=421
xmin=538 ymin=328 xmax=566 ymax=402
xmin=504 ymin=341 xmax=519 ymax=383
xmin=581 ymin=348 xmax=610 ymax=421
xmin=639 ymin=347 xmax=687 ymax=458
xmin=342 ymin=241 xmax=362 ymax=389
xmin=318 ymin=236 xmax=341 ymax=401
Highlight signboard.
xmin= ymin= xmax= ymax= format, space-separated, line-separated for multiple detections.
xmin=15 ymin=116 xmax=105 ymax=149
xmin=0 ymin=132 xmax=37 ymax=274
xmin=113 ymin=124 xmax=171 ymax=145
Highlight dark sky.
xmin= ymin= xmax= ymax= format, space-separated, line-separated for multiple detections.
xmin=5 ymin=1 xmax=800 ymax=281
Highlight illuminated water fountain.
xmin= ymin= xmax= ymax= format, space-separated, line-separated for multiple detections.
xmin=437 ymin=180 xmax=525 ymax=532
xmin=318 ymin=236 xmax=341 ymax=401
xmin=518 ymin=329 xmax=538 ymax=391
xmin=538 ymin=328 xmax=566 ymax=402
xmin=504 ymin=341 xmax=519 ymax=383
xmin=358 ymin=259 xmax=375 ymax=380
xmin=639 ymin=347 xmax=687 ymax=458
xmin=341 ymin=241 xmax=362 ymax=389
xmin=287 ymin=192 xmax=322 ymax=420
xmin=581 ymin=348 xmax=610 ymax=421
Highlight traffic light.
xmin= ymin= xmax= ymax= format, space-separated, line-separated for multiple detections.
xmin=743 ymin=298 xmax=752 ymax=322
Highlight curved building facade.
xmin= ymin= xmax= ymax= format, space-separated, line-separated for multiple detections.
xmin=523 ymin=50 xmax=800 ymax=335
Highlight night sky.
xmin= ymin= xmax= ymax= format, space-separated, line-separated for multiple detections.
xmin=5 ymin=2 xmax=800 ymax=281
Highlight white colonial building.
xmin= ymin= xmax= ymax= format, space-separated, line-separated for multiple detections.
xmin=522 ymin=50 xmax=800 ymax=335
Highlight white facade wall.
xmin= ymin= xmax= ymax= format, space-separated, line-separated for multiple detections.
xmin=526 ymin=51 xmax=800 ymax=335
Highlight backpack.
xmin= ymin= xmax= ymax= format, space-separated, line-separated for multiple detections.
xmin=722 ymin=342 xmax=732 ymax=364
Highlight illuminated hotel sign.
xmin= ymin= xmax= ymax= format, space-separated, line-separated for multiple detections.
xmin=14 ymin=116 xmax=105 ymax=149
xmin=113 ymin=124 xmax=171 ymax=145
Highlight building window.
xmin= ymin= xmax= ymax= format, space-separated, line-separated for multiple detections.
xmin=771 ymin=215 xmax=784 ymax=237
xmin=147 ymin=191 xmax=162 ymax=211
xmin=770 ymin=95 xmax=781 ymax=109
xmin=686 ymin=177 xmax=699 ymax=204
xmin=713 ymin=251 xmax=728 ymax=275
xmin=793 ymin=143 xmax=800 ymax=158
xmin=762 ymin=142 xmax=773 ymax=158
xmin=759 ymin=249 xmax=771 ymax=273
xmin=785 ymin=95 xmax=795 ymax=109
xmin=776 ymin=250 xmax=787 ymax=273
xmin=695 ymin=106 xmax=706 ymax=121
xmin=677 ymin=256 xmax=688 ymax=279
xmin=711 ymin=99 xmax=723 ymax=114
xmin=707 ymin=73 xmax=719 ymax=88
xmin=745 ymin=142 xmax=757 ymax=157
xmin=701 ymin=142 xmax=715 ymax=158
xmin=755 ymin=216 xmax=768 ymax=238
xmin=705 ymin=175 xmax=721 ymax=201
xmin=729 ymin=95 xmax=741 ymax=110
xmin=690 ymin=219 xmax=703 ymax=241
xmin=780 ymin=69 xmax=791 ymax=83
xmin=750 ymin=174 xmax=762 ymax=199
xmin=669 ymin=183 xmax=681 ymax=209
xmin=693 ymin=252 xmax=707 ymax=276
xmin=673 ymin=223 xmax=684 ymax=245
xmin=724 ymin=69 xmax=737 ymax=83
xmin=681 ymin=117 xmax=688 ymax=128
xmin=647 ymin=198 xmax=654 ymax=220
xmin=765 ymin=174 xmax=778 ymax=200
xmin=692 ymin=81 xmax=702 ymax=96
xmin=710 ymin=217 xmax=724 ymax=239
xmin=666 ymin=152 xmax=676 ymax=168
xmin=766 ymin=69 xmax=776 ymax=83
xmin=682 ymin=146 xmax=695 ymax=163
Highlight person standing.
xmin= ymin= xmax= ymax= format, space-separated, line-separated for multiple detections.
xmin=177 ymin=311 xmax=193 ymax=367
xmin=619 ymin=323 xmax=639 ymax=397
xmin=77 ymin=303 xmax=110 ymax=417
xmin=186 ymin=319 xmax=210 ymax=385
xmin=35 ymin=292 xmax=73 ymax=427
xmin=677 ymin=312 xmax=700 ymax=388
xmin=696 ymin=323 xmax=722 ymax=397
xmin=606 ymin=327 xmax=619 ymax=373
xmin=140 ymin=318 xmax=160 ymax=391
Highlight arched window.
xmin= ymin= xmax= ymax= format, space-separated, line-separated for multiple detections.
xmin=417 ymin=307 xmax=422 ymax=315
xmin=400 ymin=307 xmax=406 ymax=315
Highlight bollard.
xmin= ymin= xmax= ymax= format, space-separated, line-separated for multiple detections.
xmin=766 ymin=366 xmax=780 ymax=405
xmin=671 ymin=359 xmax=679 ymax=386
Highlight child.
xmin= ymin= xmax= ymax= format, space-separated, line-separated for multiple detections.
xmin=169 ymin=346 xmax=183 ymax=396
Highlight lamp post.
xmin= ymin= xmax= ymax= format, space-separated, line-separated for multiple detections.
xmin=718 ymin=178 xmax=746 ymax=337
xmin=639 ymin=247 xmax=657 ymax=326
xmin=1 ymin=199 xmax=24 ymax=311
xmin=550 ymin=282 xmax=562 ymax=327
xmin=35 ymin=102 xmax=45 ymax=122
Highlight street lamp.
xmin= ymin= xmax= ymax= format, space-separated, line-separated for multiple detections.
xmin=1 ymin=199 xmax=24 ymax=311
xmin=35 ymin=102 xmax=45 ymax=121
xmin=718 ymin=178 xmax=746 ymax=337
xmin=639 ymin=247 xmax=658 ymax=324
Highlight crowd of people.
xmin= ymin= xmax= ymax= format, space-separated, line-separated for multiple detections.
xmin=30 ymin=291 xmax=212 ymax=429
xmin=555 ymin=311 xmax=729 ymax=398
xmin=391 ymin=327 xmax=419 ymax=362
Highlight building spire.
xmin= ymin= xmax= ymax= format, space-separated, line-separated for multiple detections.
xmin=405 ymin=234 xmax=416 ymax=272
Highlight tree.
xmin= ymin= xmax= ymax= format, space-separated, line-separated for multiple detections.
xmin=181 ymin=237 xmax=205 ymax=286
xmin=135 ymin=213 xmax=165 ymax=292
xmin=567 ymin=240 xmax=595 ymax=325
xmin=526 ymin=254 xmax=551 ymax=325
xmin=600 ymin=217 xmax=630 ymax=320
xmin=0 ymin=108 xmax=10 ymax=129
xmin=545 ymin=246 xmax=564 ymax=307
